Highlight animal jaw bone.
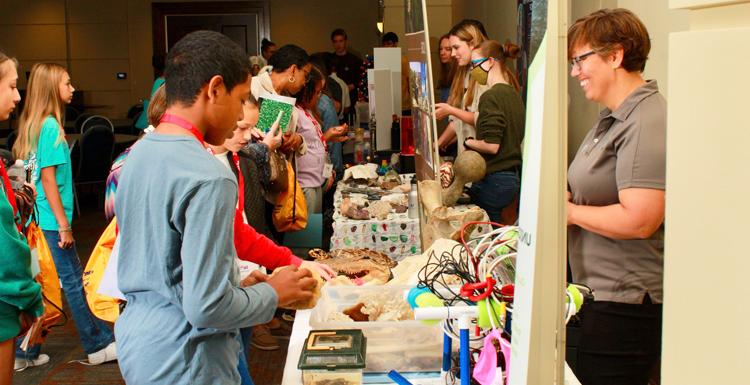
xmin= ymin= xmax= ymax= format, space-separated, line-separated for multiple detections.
xmin=309 ymin=248 xmax=397 ymax=284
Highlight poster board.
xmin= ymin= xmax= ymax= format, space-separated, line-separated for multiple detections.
xmin=366 ymin=68 xmax=394 ymax=151
xmin=374 ymin=47 xmax=403 ymax=119
xmin=508 ymin=0 xmax=568 ymax=384
xmin=405 ymin=0 xmax=440 ymax=183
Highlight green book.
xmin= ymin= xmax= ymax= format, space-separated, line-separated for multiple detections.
xmin=257 ymin=93 xmax=296 ymax=133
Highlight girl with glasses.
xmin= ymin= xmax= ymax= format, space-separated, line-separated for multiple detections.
xmin=463 ymin=40 xmax=524 ymax=225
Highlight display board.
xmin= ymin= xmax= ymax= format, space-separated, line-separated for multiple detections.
xmin=508 ymin=0 xmax=568 ymax=384
xmin=405 ymin=0 xmax=440 ymax=183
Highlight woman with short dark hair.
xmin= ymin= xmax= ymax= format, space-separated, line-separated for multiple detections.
xmin=566 ymin=9 xmax=665 ymax=385
xmin=250 ymin=44 xmax=310 ymax=156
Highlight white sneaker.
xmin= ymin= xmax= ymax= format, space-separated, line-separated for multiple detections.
xmin=87 ymin=342 xmax=117 ymax=365
xmin=14 ymin=353 xmax=50 ymax=371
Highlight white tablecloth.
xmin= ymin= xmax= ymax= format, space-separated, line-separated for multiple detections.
xmin=331 ymin=174 xmax=491 ymax=261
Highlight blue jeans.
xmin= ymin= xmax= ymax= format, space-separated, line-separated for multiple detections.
xmin=16 ymin=230 xmax=115 ymax=359
xmin=237 ymin=328 xmax=254 ymax=385
xmin=469 ymin=170 xmax=520 ymax=224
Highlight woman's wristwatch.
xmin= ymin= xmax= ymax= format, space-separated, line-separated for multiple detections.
xmin=463 ymin=136 xmax=474 ymax=150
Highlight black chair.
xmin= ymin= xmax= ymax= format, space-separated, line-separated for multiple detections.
xmin=127 ymin=103 xmax=144 ymax=119
xmin=80 ymin=115 xmax=114 ymax=134
xmin=65 ymin=105 xmax=81 ymax=122
xmin=72 ymin=125 xmax=114 ymax=215
xmin=74 ymin=113 xmax=93 ymax=133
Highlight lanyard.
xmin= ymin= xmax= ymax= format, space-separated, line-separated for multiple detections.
xmin=160 ymin=114 xmax=205 ymax=146
xmin=232 ymin=153 xmax=245 ymax=214
xmin=303 ymin=109 xmax=327 ymax=151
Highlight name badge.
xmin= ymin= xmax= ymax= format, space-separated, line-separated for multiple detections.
xmin=323 ymin=163 xmax=334 ymax=179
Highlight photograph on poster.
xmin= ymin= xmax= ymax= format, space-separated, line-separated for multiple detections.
xmin=409 ymin=61 xmax=430 ymax=112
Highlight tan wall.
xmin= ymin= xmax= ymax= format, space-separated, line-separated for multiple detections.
xmin=269 ymin=0 xmax=379 ymax=57
xmin=663 ymin=2 xmax=750 ymax=384
xmin=450 ymin=0 xmax=517 ymax=43
xmin=567 ymin=0 xmax=688 ymax=162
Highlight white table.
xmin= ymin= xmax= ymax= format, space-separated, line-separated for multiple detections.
xmin=280 ymin=309 xmax=581 ymax=385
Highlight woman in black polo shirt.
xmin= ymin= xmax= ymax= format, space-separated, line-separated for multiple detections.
xmin=463 ymin=40 xmax=525 ymax=224
xmin=566 ymin=9 xmax=666 ymax=385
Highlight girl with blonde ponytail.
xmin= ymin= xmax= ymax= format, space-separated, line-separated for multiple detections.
xmin=12 ymin=63 xmax=116 ymax=369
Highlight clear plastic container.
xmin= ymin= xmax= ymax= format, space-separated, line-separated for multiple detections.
xmin=302 ymin=369 xmax=363 ymax=385
xmin=310 ymin=285 xmax=443 ymax=373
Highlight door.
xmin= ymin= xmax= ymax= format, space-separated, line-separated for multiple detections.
xmin=152 ymin=1 xmax=270 ymax=77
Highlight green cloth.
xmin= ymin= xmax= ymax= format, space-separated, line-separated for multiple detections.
xmin=27 ymin=116 xmax=73 ymax=231
xmin=475 ymin=83 xmax=525 ymax=174
xmin=135 ymin=77 xmax=165 ymax=129
xmin=0 ymin=186 xmax=44 ymax=342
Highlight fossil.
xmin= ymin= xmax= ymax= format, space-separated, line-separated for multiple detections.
xmin=309 ymin=248 xmax=397 ymax=284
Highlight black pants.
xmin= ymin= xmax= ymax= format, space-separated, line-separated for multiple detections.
xmin=566 ymin=296 xmax=662 ymax=385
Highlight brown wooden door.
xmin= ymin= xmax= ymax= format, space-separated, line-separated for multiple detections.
xmin=152 ymin=2 xmax=270 ymax=77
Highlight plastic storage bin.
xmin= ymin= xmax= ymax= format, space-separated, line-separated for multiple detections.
xmin=309 ymin=285 xmax=443 ymax=373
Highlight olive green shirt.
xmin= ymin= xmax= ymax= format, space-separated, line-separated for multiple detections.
xmin=567 ymin=80 xmax=666 ymax=304
xmin=475 ymin=83 xmax=525 ymax=174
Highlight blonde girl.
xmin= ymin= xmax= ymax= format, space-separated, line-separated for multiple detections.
xmin=12 ymin=63 xmax=115 ymax=368
xmin=436 ymin=20 xmax=489 ymax=153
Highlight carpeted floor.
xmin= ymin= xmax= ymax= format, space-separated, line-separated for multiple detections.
xmin=12 ymin=193 xmax=289 ymax=385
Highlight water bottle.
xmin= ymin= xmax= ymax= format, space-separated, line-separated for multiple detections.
xmin=369 ymin=114 xmax=377 ymax=153
xmin=7 ymin=159 xmax=26 ymax=190
xmin=390 ymin=114 xmax=400 ymax=151
xmin=408 ymin=176 xmax=419 ymax=219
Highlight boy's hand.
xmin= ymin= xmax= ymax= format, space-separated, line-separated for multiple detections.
xmin=267 ymin=266 xmax=316 ymax=307
xmin=240 ymin=270 xmax=269 ymax=287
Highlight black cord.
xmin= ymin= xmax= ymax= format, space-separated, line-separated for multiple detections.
xmin=41 ymin=291 xmax=68 ymax=331
xmin=417 ymin=244 xmax=478 ymax=305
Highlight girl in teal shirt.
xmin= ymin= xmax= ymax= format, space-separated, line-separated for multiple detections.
xmin=12 ymin=63 xmax=115 ymax=369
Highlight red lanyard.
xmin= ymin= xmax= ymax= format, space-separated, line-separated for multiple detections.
xmin=160 ymin=114 xmax=205 ymax=146
xmin=232 ymin=153 xmax=244 ymax=214
xmin=0 ymin=161 xmax=18 ymax=217
xmin=303 ymin=109 xmax=327 ymax=151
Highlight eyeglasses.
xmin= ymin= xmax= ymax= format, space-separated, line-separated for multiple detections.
xmin=471 ymin=57 xmax=489 ymax=69
xmin=570 ymin=50 xmax=596 ymax=71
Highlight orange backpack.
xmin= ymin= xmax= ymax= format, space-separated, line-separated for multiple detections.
xmin=82 ymin=218 xmax=122 ymax=323
xmin=26 ymin=222 xmax=65 ymax=335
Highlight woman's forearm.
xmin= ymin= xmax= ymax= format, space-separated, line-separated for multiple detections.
xmin=465 ymin=138 xmax=499 ymax=155
xmin=451 ymin=109 xmax=476 ymax=126
xmin=568 ymin=189 xmax=665 ymax=240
